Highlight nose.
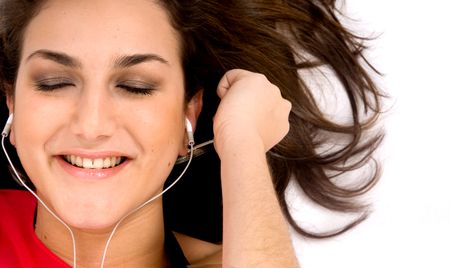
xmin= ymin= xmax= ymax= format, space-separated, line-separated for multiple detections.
xmin=70 ymin=85 xmax=117 ymax=143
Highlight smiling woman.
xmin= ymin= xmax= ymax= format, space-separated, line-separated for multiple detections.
xmin=0 ymin=0 xmax=383 ymax=267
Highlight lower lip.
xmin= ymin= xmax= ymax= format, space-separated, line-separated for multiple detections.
xmin=56 ymin=156 xmax=130 ymax=180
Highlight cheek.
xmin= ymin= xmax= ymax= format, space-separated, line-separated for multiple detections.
xmin=12 ymin=118 xmax=48 ymax=190
xmin=13 ymin=78 xmax=68 ymax=144
xmin=11 ymin=89 xmax=66 ymax=180
xmin=133 ymin=96 xmax=186 ymax=170
xmin=13 ymin=98 xmax=64 ymax=149
xmin=133 ymin=99 xmax=185 ymax=155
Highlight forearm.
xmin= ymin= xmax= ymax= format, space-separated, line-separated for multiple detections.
xmin=219 ymin=138 xmax=299 ymax=268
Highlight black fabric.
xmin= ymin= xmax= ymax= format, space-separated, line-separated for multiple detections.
xmin=164 ymin=228 xmax=189 ymax=267
xmin=163 ymin=149 xmax=223 ymax=244
xmin=163 ymin=82 xmax=224 ymax=245
xmin=162 ymin=85 xmax=224 ymax=245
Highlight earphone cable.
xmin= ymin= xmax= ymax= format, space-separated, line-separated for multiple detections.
xmin=100 ymin=143 xmax=194 ymax=267
xmin=2 ymin=134 xmax=194 ymax=268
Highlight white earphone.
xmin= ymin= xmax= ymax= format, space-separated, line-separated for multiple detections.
xmin=185 ymin=118 xmax=195 ymax=146
xmin=2 ymin=113 xmax=13 ymax=137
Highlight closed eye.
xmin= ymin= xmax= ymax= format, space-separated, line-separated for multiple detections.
xmin=117 ymin=81 xmax=156 ymax=95
xmin=34 ymin=78 xmax=75 ymax=91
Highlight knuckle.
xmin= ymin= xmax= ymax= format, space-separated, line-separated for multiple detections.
xmin=253 ymin=73 xmax=270 ymax=84
xmin=254 ymin=72 xmax=267 ymax=79
xmin=284 ymin=123 xmax=290 ymax=136
xmin=284 ymin=99 xmax=292 ymax=111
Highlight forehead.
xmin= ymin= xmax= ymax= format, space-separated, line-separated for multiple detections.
xmin=21 ymin=0 xmax=181 ymax=66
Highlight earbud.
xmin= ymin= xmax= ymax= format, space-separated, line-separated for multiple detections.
xmin=185 ymin=118 xmax=195 ymax=146
xmin=2 ymin=113 xmax=13 ymax=137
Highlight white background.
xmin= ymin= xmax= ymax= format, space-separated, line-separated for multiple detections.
xmin=291 ymin=1 xmax=450 ymax=267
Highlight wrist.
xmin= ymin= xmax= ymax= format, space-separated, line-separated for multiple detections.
xmin=214 ymin=131 xmax=266 ymax=160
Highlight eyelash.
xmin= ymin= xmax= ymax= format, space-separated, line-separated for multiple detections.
xmin=116 ymin=83 xmax=155 ymax=95
xmin=34 ymin=79 xmax=155 ymax=95
xmin=34 ymin=78 xmax=75 ymax=91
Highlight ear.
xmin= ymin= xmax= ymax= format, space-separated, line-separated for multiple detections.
xmin=179 ymin=89 xmax=203 ymax=155
xmin=6 ymin=93 xmax=15 ymax=145
xmin=185 ymin=90 xmax=203 ymax=132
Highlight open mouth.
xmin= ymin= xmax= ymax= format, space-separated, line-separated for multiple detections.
xmin=62 ymin=155 xmax=127 ymax=169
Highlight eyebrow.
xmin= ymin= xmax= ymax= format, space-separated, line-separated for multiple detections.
xmin=26 ymin=49 xmax=82 ymax=68
xmin=26 ymin=49 xmax=169 ymax=69
xmin=113 ymin=54 xmax=169 ymax=68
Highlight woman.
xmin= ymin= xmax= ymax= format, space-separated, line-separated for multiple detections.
xmin=0 ymin=0 xmax=384 ymax=267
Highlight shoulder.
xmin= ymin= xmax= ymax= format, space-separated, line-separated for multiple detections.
xmin=0 ymin=189 xmax=71 ymax=267
xmin=0 ymin=188 xmax=34 ymax=201
xmin=0 ymin=189 xmax=36 ymax=220
xmin=0 ymin=189 xmax=35 ymax=215
xmin=0 ymin=189 xmax=36 ymax=241
xmin=0 ymin=190 xmax=35 ymax=266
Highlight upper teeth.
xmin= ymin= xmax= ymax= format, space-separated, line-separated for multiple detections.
xmin=64 ymin=155 xmax=122 ymax=169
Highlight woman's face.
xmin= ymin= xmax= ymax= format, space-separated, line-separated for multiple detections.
xmin=9 ymin=0 xmax=196 ymax=229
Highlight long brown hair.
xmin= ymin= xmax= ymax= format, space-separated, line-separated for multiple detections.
xmin=0 ymin=0 xmax=384 ymax=238
xmin=159 ymin=0 xmax=385 ymax=238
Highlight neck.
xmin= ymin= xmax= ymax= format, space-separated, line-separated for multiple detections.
xmin=35 ymin=199 xmax=167 ymax=268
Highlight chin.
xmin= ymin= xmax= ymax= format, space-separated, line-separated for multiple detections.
xmin=62 ymin=207 xmax=125 ymax=232
xmin=48 ymin=191 xmax=129 ymax=232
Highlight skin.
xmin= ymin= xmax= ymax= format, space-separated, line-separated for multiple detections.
xmin=215 ymin=70 xmax=298 ymax=267
xmin=7 ymin=0 xmax=299 ymax=267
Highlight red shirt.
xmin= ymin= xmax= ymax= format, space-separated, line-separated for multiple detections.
xmin=0 ymin=189 xmax=71 ymax=267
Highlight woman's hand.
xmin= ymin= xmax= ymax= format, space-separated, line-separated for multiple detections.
xmin=213 ymin=69 xmax=291 ymax=156
xmin=213 ymin=69 xmax=299 ymax=268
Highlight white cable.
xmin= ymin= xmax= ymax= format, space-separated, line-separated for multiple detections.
xmin=100 ymin=143 xmax=195 ymax=268
xmin=2 ymin=134 xmax=194 ymax=268
xmin=175 ymin=139 xmax=213 ymax=164
xmin=1 ymin=135 xmax=78 ymax=268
